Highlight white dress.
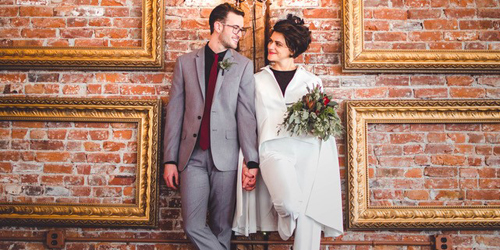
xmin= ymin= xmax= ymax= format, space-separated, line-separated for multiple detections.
xmin=232 ymin=66 xmax=344 ymax=244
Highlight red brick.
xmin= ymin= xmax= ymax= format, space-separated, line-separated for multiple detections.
xmin=431 ymin=155 xmax=466 ymax=166
xmin=450 ymin=0 xmax=474 ymax=6
xmin=67 ymin=18 xmax=88 ymax=27
xmin=110 ymin=40 xmax=141 ymax=47
xmin=425 ymin=178 xmax=458 ymax=189
xmin=41 ymin=175 xmax=64 ymax=185
xmin=409 ymin=31 xmax=443 ymax=41
xmin=428 ymin=42 xmax=462 ymax=49
xmin=71 ymin=187 xmax=91 ymax=196
xmin=466 ymin=190 xmax=500 ymax=200
xmin=0 ymin=163 xmax=12 ymax=173
xmin=405 ymin=190 xmax=429 ymax=200
xmin=44 ymin=164 xmax=73 ymax=174
xmin=83 ymin=141 xmax=101 ymax=151
xmin=114 ymin=17 xmax=141 ymax=28
xmin=435 ymin=190 xmax=464 ymax=200
xmin=67 ymin=130 xmax=88 ymax=140
xmin=89 ymin=130 xmax=109 ymax=140
xmin=388 ymin=88 xmax=412 ymax=98
xmin=425 ymin=144 xmax=454 ymax=154
xmin=87 ymin=153 xmax=120 ymax=163
xmin=94 ymin=187 xmax=122 ymax=197
xmin=13 ymin=121 xmax=45 ymax=128
xmin=303 ymin=8 xmax=338 ymax=18
xmin=410 ymin=76 xmax=445 ymax=85
xmin=405 ymin=168 xmax=423 ymax=178
xmin=373 ymin=9 xmax=407 ymax=20
xmin=120 ymin=85 xmax=156 ymax=95
xmin=447 ymin=133 xmax=466 ymax=143
xmin=444 ymin=8 xmax=476 ymax=18
xmin=450 ymin=88 xmax=486 ymax=98
xmin=35 ymin=152 xmax=70 ymax=162
xmin=476 ymin=0 xmax=498 ymax=7
xmin=479 ymin=31 xmax=500 ymax=41
xmin=478 ymin=9 xmax=500 ymax=18
xmin=20 ymin=6 xmax=53 ymax=17
xmin=21 ymin=28 xmax=56 ymax=38
xmin=460 ymin=20 xmax=498 ymax=30
xmin=101 ymin=0 xmax=127 ymax=6
xmin=354 ymin=87 xmax=388 ymax=98
xmin=408 ymin=9 xmax=442 ymax=19
xmin=105 ymin=7 xmax=129 ymax=17
xmin=61 ymin=29 xmax=93 ymax=38
xmin=103 ymin=141 xmax=126 ymax=151
xmin=31 ymin=18 xmax=65 ymax=28
xmin=446 ymin=76 xmax=474 ymax=86
xmin=30 ymin=140 xmax=64 ymax=151
xmin=94 ymin=28 xmax=128 ymax=38
xmin=29 ymin=130 xmax=45 ymax=140
xmin=378 ymin=156 xmax=415 ymax=167
xmin=109 ymin=176 xmax=136 ymax=185
xmin=123 ymin=153 xmax=137 ymax=164
xmin=0 ymin=6 xmax=18 ymax=16
xmin=424 ymin=166 xmax=457 ymax=177
xmin=414 ymin=88 xmax=448 ymax=98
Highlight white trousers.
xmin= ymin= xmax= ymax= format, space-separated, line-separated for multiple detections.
xmin=260 ymin=137 xmax=323 ymax=250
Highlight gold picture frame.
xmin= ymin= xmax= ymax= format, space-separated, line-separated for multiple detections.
xmin=0 ymin=0 xmax=164 ymax=70
xmin=342 ymin=0 xmax=500 ymax=73
xmin=346 ymin=100 xmax=500 ymax=229
xmin=0 ymin=98 xmax=161 ymax=227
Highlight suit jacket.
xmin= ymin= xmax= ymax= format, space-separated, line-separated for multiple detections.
xmin=163 ymin=47 xmax=259 ymax=171
xmin=233 ymin=66 xmax=344 ymax=237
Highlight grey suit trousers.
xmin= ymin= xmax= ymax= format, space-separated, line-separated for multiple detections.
xmin=180 ymin=144 xmax=237 ymax=250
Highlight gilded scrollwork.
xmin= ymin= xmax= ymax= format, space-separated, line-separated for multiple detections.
xmin=0 ymin=0 xmax=164 ymax=70
xmin=346 ymin=100 xmax=500 ymax=229
xmin=0 ymin=98 xmax=161 ymax=227
xmin=342 ymin=0 xmax=500 ymax=72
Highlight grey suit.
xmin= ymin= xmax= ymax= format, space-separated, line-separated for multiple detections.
xmin=163 ymin=47 xmax=259 ymax=250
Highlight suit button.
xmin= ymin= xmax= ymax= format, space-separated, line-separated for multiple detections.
xmin=193 ymin=134 xmax=197 ymax=138
xmin=197 ymin=116 xmax=201 ymax=119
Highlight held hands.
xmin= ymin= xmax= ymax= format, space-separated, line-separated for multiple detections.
xmin=242 ymin=161 xmax=258 ymax=191
xmin=164 ymin=163 xmax=179 ymax=190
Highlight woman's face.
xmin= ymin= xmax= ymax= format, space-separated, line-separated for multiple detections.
xmin=267 ymin=31 xmax=293 ymax=63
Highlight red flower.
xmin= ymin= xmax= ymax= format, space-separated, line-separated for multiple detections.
xmin=323 ymin=96 xmax=330 ymax=106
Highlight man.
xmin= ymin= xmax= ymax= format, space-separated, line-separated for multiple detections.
xmin=163 ymin=3 xmax=259 ymax=250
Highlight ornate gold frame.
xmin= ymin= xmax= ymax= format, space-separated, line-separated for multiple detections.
xmin=0 ymin=98 xmax=161 ymax=227
xmin=0 ymin=0 xmax=164 ymax=70
xmin=346 ymin=100 xmax=500 ymax=229
xmin=342 ymin=0 xmax=500 ymax=73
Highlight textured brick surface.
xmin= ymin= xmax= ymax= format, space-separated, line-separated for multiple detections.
xmin=1 ymin=0 xmax=500 ymax=249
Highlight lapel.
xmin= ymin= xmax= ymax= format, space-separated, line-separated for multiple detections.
xmin=195 ymin=47 xmax=205 ymax=101
xmin=213 ymin=49 xmax=233 ymax=99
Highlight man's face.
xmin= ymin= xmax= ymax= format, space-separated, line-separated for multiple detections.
xmin=218 ymin=12 xmax=244 ymax=50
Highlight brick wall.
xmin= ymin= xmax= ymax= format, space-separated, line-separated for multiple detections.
xmin=1 ymin=0 xmax=500 ymax=249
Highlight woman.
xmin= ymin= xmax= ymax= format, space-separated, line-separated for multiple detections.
xmin=233 ymin=15 xmax=343 ymax=250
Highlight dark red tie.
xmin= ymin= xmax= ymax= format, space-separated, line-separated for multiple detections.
xmin=199 ymin=53 xmax=219 ymax=150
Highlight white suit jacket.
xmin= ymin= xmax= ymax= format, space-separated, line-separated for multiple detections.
xmin=233 ymin=66 xmax=344 ymax=237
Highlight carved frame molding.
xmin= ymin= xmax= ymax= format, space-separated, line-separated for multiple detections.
xmin=0 ymin=98 xmax=161 ymax=227
xmin=0 ymin=0 xmax=164 ymax=70
xmin=342 ymin=0 xmax=500 ymax=73
xmin=346 ymin=100 xmax=500 ymax=229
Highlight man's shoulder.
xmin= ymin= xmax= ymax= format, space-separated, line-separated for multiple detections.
xmin=230 ymin=49 xmax=251 ymax=64
xmin=176 ymin=49 xmax=201 ymax=62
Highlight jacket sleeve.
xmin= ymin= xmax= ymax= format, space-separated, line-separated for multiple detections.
xmin=236 ymin=60 xmax=259 ymax=165
xmin=162 ymin=56 xmax=185 ymax=167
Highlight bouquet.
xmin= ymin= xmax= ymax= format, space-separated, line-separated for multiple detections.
xmin=279 ymin=85 xmax=343 ymax=141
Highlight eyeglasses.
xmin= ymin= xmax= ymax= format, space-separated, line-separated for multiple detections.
xmin=222 ymin=23 xmax=247 ymax=36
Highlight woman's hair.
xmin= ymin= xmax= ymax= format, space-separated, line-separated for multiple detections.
xmin=272 ymin=14 xmax=312 ymax=58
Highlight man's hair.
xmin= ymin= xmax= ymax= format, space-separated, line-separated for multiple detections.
xmin=209 ymin=3 xmax=245 ymax=34
xmin=272 ymin=14 xmax=312 ymax=58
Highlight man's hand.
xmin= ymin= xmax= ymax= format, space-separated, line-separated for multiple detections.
xmin=242 ymin=163 xmax=258 ymax=191
xmin=164 ymin=163 xmax=179 ymax=190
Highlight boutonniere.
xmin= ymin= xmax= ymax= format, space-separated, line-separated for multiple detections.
xmin=218 ymin=59 xmax=237 ymax=75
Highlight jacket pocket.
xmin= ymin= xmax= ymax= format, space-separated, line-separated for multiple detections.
xmin=225 ymin=130 xmax=237 ymax=140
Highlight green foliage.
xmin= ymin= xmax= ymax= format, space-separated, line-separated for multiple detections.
xmin=279 ymin=85 xmax=343 ymax=141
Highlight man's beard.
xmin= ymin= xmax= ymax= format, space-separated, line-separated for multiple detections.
xmin=220 ymin=35 xmax=238 ymax=50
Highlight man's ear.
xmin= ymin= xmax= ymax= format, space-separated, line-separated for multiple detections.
xmin=214 ymin=21 xmax=224 ymax=34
